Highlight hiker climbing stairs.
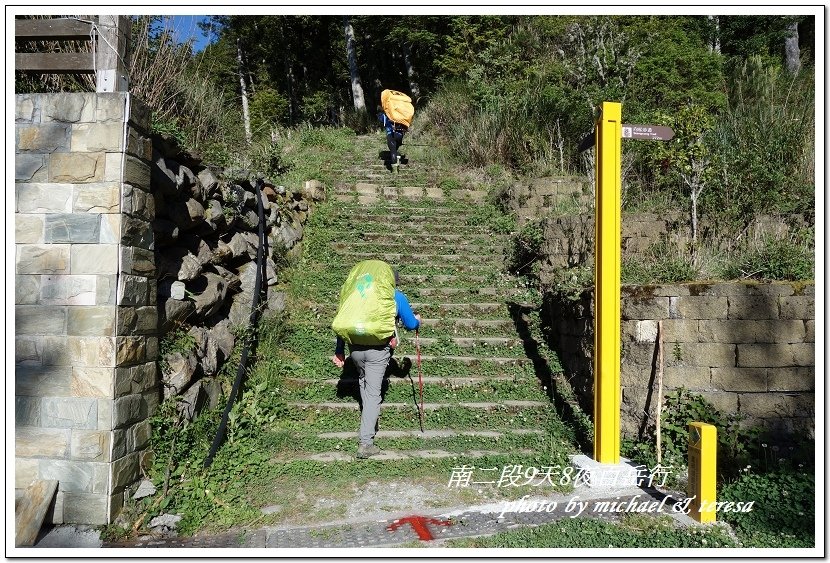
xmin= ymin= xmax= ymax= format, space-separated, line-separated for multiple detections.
xmin=267 ymin=132 xmax=574 ymax=504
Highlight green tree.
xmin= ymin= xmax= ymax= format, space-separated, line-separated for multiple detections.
xmin=719 ymin=15 xmax=813 ymax=68
xmin=437 ymin=16 xmax=518 ymax=79
xmin=653 ymin=104 xmax=716 ymax=247
xmin=704 ymin=56 xmax=815 ymax=226
xmin=624 ymin=16 xmax=726 ymax=117
xmin=249 ymin=86 xmax=289 ymax=137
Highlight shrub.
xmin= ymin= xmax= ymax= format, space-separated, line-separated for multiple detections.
xmin=625 ymin=388 xmax=763 ymax=483
xmin=465 ymin=203 xmax=516 ymax=235
xmin=419 ymin=77 xmax=576 ymax=176
xmin=621 ymin=239 xmax=698 ymax=284
xmin=509 ymin=220 xmax=545 ymax=276
xmin=719 ymin=230 xmax=814 ymax=281
xmin=128 ymin=16 xmax=246 ymax=164
xmin=159 ymin=326 xmax=197 ymax=375
xmin=250 ymin=87 xmax=290 ymax=136
xmin=342 ymin=108 xmax=373 ymax=134
xmin=704 ymin=57 xmax=815 ymax=226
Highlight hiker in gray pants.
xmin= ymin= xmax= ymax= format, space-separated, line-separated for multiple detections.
xmin=350 ymin=344 xmax=392 ymax=451
xmin=332 ymin=270 xmax=420 ymax=459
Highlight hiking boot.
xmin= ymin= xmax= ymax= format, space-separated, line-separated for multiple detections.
xmin=356 ymin=444 xmax=383 ymax=459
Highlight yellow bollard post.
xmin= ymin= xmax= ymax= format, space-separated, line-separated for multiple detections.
xmin=593 ymin=101 xmax=622 ymax=464
xmin=687 ymin=422 xmax=717 ymax=523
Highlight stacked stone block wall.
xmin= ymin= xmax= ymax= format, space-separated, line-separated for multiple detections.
xmin=543 ymin=282 xmax=815 ymax=441
xmin=537 ymin=211 xmax=801 ymax=278
xmin=508 ymin=177 xmax=592 ymax=227
xmin=15 ymin=92 xmax=156 ymax=524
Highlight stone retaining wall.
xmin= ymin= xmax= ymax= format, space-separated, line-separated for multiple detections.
xmin=543 ymin=281 xmax=815 ymax=440
xmin=15 ymin=92 xmax=155 ymax=524
xmin=536 ymin=211 xmax=798 ymax=278
xmin=150 ymin=145 xmax=319 ymax=420
xmin=507 ymin=177 xmax=592 ymax=227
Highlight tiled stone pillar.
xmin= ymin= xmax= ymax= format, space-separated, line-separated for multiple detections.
xmin=15 ymin=92 xmax=157 ymax=524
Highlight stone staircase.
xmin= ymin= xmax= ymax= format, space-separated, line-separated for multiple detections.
xmin=264 ymin=133 xmax=572 ymax=517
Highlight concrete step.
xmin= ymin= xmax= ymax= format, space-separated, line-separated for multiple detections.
xmin=331 ymin=213 xmax=473 ymax=226
xmin=333 ymin=204 xmax=463 ymax=216
xmin=283 ymin=376 xmax=521 ymax=387
xmin=279 ymin=375 xmax=545 ymax=404
xmin=334 ymin=189 xmax=487 ymax=204
xmin=288 ymin=400 xmax=548 ymax=411
xmin=331 ymin=253 xmax=500 ymax=269
xmin=400 ymin=355 xmax=531 ymax=366
xmin=314 ymin=302 xmax=533 ymax=319
xmin=413 ymin=287 xmax=525 ymax=299
xmin=326 ymin=231 xmax=511 ymax=243
xmin=310 ymin=317 xmax=520 ymax=338
xmin=419 ymin=318 xmax=515 ymax=331
xmin=316 ymin=429 xmax=544 ymax=439
xmin=335 ymin=184 xmax=440 ymax=198
xmin=333 ymin=194 xmax=393 ymax=205
xmin=362 ymin=172 xmax=423 ymax=181
xmin=300 ymin=448 xmax=536 ymax=462
xmin=335 ymin=219 xmax=496 ymax=234
xmin=399 ymin=274 xmax=497 ymax=286
xmin=330 ymin=242 xmax=505 ymax=256
xmin=302 ymin=274 xmax=516 ymax=296
xmin=403 ymin=336 xmax=522 ymax=348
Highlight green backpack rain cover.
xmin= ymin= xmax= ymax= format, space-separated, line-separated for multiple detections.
xmin=331 ymin=260 xmax=396 ymax=346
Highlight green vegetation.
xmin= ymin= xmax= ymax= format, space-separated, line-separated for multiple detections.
xmin=465 ymin=203 xmax=517 ymax=235
xmin=720 ymin=230 xmax=814 ymax=281
xmin=621 ymin=240 xmax=699 ymax=285
xmin=18 ymin=16 xmax=814 ymax=257
xmin=719 ymin=470 xmax=814 ymax=548
xmin=447 ymin=514 xmax=739 ymax=548
xmin=158 ymin=326 xmax=197 ymax=375
xmin=623 ymin=388 xmax=762 ymax=481
xmin=509 ymin=220 xmax=546 ymax=278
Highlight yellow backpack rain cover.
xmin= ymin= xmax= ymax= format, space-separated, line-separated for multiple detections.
xmin=331 ymin=260 xmax=396 ymax=346
xmin=381 ymin=89 xmax=415 ymax=128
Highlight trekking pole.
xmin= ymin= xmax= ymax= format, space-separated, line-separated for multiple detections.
xmin=416 ymin=328 xmax=424 ymax=432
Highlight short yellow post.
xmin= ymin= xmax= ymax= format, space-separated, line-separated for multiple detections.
xmin=593 ymin=101 xmax=622 ymax=464
xmin=687 ymin=422 xmax=717 ymax=523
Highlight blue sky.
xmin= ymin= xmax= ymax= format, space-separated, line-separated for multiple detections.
xmin=170 ymin=15 xmax=215 ymax=52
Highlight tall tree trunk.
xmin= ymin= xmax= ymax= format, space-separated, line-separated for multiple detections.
xmin=286 ymin=62 xmax=297 ymax=125
xmin=402 ymin=43 xmax=421 ymax=100
xmin=279 ymin=19 xmax=298 ymax=125
xmin=784 ymin=19 xmax=801 ymax=74
xmin=707 ymin=15 xmax=721 ymax=54
xmin=236 ymin=38 xmax=252 ymax=144
xmin=343 ymin=16 xmax=366 ymax=111
xmin=690 ymin=188 xmax=699 ymax=244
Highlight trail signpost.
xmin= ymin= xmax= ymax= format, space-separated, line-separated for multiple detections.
xmin=621 ymin=124 xmax=675 ymax=141
xmin=580 ymin=102 xmax=674 ymax=468
xmin=578 ymin=124 xmax=674 ymax=152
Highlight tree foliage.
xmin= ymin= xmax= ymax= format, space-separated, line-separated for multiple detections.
xmin=18 ymin=13 xmax=811 ymax=228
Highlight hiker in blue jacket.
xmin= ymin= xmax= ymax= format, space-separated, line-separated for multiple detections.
xmin=378 ymin=106 xmax=407 ymax=166
xmin=332 ymin=270 xmax=420 ymax=459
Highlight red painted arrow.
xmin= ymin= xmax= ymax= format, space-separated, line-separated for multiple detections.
xmin=387 ymin=515 xmax=453 ymax=541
